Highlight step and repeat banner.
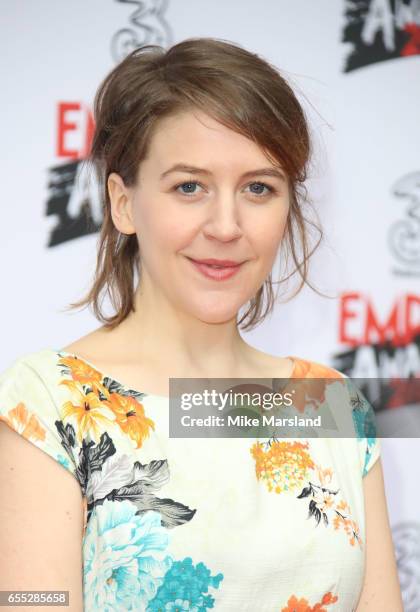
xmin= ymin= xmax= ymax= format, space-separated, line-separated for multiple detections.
xmin=2 ymin=1 xmax=419 ymax=608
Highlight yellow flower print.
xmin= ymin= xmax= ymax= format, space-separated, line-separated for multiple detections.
xmin=250 ymin=438 xmax=315 ymax=494
xmin=251 ymin=435 xmax=363 ymax=549
xmin=103 ymin=392 xmax=155 ymax=449
xmin=56 ymin=353 xmax=156 ymax=449
xmin=60 ymin=380 xmax=116 ymax=445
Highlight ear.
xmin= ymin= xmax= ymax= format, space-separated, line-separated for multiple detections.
xmin=107 ymin=172 xmax=136 ymax=235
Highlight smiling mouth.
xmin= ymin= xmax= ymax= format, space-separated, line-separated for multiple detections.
xmin=186 ymin=257 xmax=243 ymax=268
xmin=193 ymin=262 xmax=237 ymax=269
xmin=185 ymin=256 xmax=245 ymax=280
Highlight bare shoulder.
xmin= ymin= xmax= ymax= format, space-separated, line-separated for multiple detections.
xmin=60 ymin=326 xmax=113 ymax=365
xmin=61 ymin=326 xmax=105 ymax=353
xmin=246 ymin=347 xmax=295 ymax=378
xmin=0 ymin=421 xmax=84 ymax=609
xmin=356 ymin=458 xmax=403 ymax=610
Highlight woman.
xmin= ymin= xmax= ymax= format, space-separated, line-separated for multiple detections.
xmin=0 ymin=38 xmax=402 ymax=611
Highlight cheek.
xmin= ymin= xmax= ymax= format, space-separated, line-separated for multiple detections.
xmin=247 ymin=207 xmax=289 ymax=252
xmin=160 ymin=216 xmax=195 ymax=248
xmin=137 ymin=209 xmax=192 ymax=253
xmin=133 ymin=193 xmax=186 ymax=243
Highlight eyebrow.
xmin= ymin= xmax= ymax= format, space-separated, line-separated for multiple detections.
xmin=159 ymin=163 xmax=287 ymax=182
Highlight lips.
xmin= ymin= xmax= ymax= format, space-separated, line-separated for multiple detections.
xmin=186 ymin=256 xmax=244 ymax=281
xmin=188 ymin=257 xmax=242 ymax=267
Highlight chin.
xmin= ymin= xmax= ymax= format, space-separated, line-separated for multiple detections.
xmin=190 ymin=304 xmax=241 ymax=324
xmin=198 ymin=314 xmax=239 ymax=325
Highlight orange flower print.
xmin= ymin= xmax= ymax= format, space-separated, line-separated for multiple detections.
xmin=333 ymin=513 xmax=362 ymax=548
xmin=309 ymin=466 xmax=336 ymax=512
xmin=281 ymin=590 xmax=338 ymax=611
xmin=315 ymin=466 xmax=333 ymax=486
xmin=251 ymin=435 xmax=362 ymax=549
xmin=57 ymin=355 xmax=106 ymax=394
xmin=282 ymin=359 xmax=345 ymax=414
xmin=282 ymin=595 xmax=312 ymax=612
xmin=289 ymin=359 xmax=342 ymax=381
xmin=103 ymin=392 xmax=155 ymax=449
xmin=0 ymin=402 xmax=46 ymax=442
xmin=57 ymin=353 xmax=155 ymax=449
xmin=297 ymin=461 xmax=363 ymax=550
xmin=250 ymin=438 xmax=315 ymax=494
xmin=60 ymin=381 xmax=117 ymax=445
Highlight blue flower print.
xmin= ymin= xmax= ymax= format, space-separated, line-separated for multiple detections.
xmin=348 ymin=380 xmax=378 ymax=477
xmin=56 ymin=453 xmax=71 ymax=470
xmin=147 ymin=556 xmax=224 ymax=611
xmin=165 ymin=600 xmax=194 ymax=611
xmin=83 ymin=499 xmax=172 ymax=611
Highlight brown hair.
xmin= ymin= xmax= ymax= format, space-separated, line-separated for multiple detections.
xmin=66 ymin=36 xmax=326 ymax=331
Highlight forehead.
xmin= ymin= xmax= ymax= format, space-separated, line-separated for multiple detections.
xmin=145 ymin=109 xmax=275 ymax=167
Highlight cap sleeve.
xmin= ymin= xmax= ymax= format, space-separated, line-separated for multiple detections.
xmin=344 ymin=376 xmax=381 ymax=478
xmin=0 ymin=356 xmax=81 ymax=486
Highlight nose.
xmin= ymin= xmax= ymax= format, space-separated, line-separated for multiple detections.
xmin=202 ymin=194 xmax=243 ymax=242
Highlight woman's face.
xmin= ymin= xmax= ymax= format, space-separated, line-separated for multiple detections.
xmin=110 ymin=109 xmax=290 ymax=323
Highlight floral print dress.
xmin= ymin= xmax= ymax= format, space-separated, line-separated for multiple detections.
xmin=0 ymin=348 xmax=381 ymax=612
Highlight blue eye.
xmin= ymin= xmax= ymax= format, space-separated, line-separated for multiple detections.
xmin=175 ymin=181 xmax=203 ymax=196
xmin=247 ymin=182 xmax=274 ymax=196
xmin=173 ymin=180 xmax=275 ymax=198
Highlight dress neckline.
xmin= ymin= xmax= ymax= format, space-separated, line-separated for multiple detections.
xmin=48 ymin=348 xmax=299 ymax=402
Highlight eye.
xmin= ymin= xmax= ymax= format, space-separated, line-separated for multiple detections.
xmin=245 ymin=181 xmax=276 ymax=197
xmin=174 ymin=181 xmax=204 ymax=196
xmin=173 ymin=180 xmax=277 ymax=198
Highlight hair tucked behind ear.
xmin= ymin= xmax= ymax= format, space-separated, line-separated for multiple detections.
xmin=64 ymin=36 xmax=328 ymax=331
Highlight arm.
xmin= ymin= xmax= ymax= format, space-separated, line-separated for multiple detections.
xmin=0 ymin=422 xmax=84 ymax=612
xmin=356 ymin=457 xmax=403 ymax=611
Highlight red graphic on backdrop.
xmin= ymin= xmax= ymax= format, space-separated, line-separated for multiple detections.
xmin=339 ymin=292 xmax=420 ymax=347
xmin=402 ymin=22 xmax=420 ymax=55
xmin=56 ymin=102 xmax=95 ymax=159
xmin=332 ymin=293 xmax=420 ymax=417
xmin=46 ymin=102 xmax=99 ymax=247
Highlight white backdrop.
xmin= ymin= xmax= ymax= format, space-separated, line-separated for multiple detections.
xmin=2 ymin=2 xmax=419 ymax=608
